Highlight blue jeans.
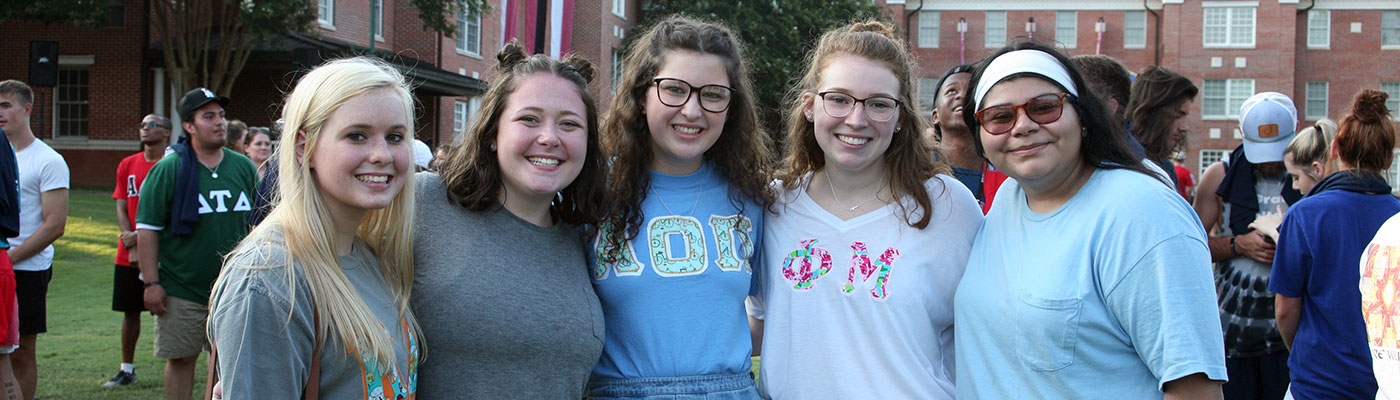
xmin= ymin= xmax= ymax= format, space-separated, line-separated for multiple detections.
xmin=586 ymin=372 xmax=760 ymax=400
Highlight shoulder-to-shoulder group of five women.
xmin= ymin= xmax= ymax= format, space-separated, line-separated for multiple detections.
xmin=205 ymin=14 xmax=1228 ymax=400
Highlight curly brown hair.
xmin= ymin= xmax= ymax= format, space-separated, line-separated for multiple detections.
xmin=435 ymin=41 xmax=608 ymax=226
xmin=598 ymin=15 xmax=776 ymax=261
xmin=776 ymin=20 xmax=946 ymax=229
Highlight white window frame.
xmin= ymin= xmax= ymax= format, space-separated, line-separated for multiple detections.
xmin=1056 ymin=11 xmax=1077 ymax=49
xmin=1387 ymin=148 xmax=1400 ymax=196
xmin=456 ymin=8 xmax=481 ymax=58
xmin=1124 ymin=10 xmax=1146 ymax=48
xmin=612 ymin=0 xmax=626 ymax=19
xmin=918 ymin=78 xmax=938 ymax=111
xmin=986 ymin=11 xmax=1006 ymax=48
xmin=1305 ymin=81 xmax=1328 ymax=120
xmin=1202 ymin=78 xmax=1254 ymax=119
xmin=1202 ymin=6 xmax=1255 ymax=48
xmin=918 ymin=10 xmax=939 ymax=48
xmin=53 ymin=55 xmax=94 ymax=138
xmin=1307 ymin=10 xmax=1329 ymax=48
xmin=1382 ymin=82 xmax=1400 ymax=119
xmin=1199 ymin=149 xmax=1230 ymax=172
xmin=610 ymin=48 xmax=624 ymax=93
xmin=371 ymin=0 xmax=384 ymax=41
xmin=454 ymin=100 xmax=468 ymax=134
xmin=1385 ymin=10 xmax=1400 ymax=48
xmin=317 ymin=0 xmax=334 ymax=29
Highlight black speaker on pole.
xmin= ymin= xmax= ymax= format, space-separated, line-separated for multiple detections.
xmin=29 ymin=41 xmax=59 ymax=87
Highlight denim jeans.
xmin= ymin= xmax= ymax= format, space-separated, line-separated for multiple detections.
xmin=586 ymin=372 xmax=761 ymax=400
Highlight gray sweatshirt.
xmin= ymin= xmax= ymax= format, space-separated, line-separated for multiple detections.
xmin=209 ymin=227 xmax=419 ymax=399
xmin=411 ymin=172 xmax=605 ymax=398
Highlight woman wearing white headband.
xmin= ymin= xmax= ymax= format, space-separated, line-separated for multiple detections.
xmin=952 ymin=42 xmax=1226 ymax=398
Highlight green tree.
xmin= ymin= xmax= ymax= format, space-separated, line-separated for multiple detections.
xmin=0 ymin=0 xmax=110 ymax=27
xmin=633 ymin=0 xmax=889 ymax=135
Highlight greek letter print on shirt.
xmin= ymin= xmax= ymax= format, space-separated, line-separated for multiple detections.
xmin=592 ymin=214 xmax=756 ymax=279
xmin=196 ymin=189 xmax=254 ymax=214
xmin=780 ymin=239 xmax=901 ymax=300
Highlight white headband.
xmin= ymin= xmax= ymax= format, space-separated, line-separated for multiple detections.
xmin=972 ymin=49 xmax=1079 ymax=112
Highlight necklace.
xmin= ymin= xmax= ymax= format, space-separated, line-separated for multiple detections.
xmin=655 ymin=168 xmax=705 ymax=216
xmin=202 ymin=158 xmax=222 ymax=179
xmin=826 ymin=169 xmax=885 ymax=212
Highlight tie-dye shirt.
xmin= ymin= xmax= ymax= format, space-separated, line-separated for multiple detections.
xmin=211 ymin=227 xmax=418 ymax=400
xmin=746 ymin=174 xmax=982 ymax=399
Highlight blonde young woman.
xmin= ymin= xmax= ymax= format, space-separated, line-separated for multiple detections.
xmin=208 ymin=57 xmax=421 ymax=399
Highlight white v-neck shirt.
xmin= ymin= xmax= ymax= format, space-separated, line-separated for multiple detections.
xmin=747 ymin=174 xmax=983 ymax=399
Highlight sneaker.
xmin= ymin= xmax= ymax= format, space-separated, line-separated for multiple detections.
xmin=101 ymin=370 xmax=136 ymax=387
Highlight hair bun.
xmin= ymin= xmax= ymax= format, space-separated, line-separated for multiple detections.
xmin=561 ymin=54 xmax=597 ymax=84
xmin=1351 ymin=89 xmax=1391 ymax=124
xmin=848 ymin=20 xmax=897 ymax=39
xmin=495 ymin=42 xmax=529 ymax=73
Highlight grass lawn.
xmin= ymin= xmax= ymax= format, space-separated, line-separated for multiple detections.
xmin=38 ymin=189 xmax=206 ymax=399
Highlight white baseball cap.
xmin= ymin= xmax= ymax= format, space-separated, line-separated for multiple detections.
xmin=413 ymin=139 xmax=432 ymax=169
xmin=1238 ymin=92 xmax=1298 ymax=164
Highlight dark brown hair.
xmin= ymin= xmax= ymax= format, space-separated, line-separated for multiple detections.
xmin=598 ymin=15 xmax=775 ymax=261
xmin=777 ymin=20 xmax=946 ymax=229
xmin=436 ymin=41 xmax=607 ymax=226
xmin=1126 ymin=66 xmax=1198 ymax=160
xmin=1069 ymin=55 xmax=1131 ymax=122
xmin=1334 ymin=89 xmax=1395 ymax=172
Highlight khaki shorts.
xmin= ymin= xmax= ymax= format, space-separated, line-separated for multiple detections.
xmin=153 ymin=295 xmax=210 ymax=359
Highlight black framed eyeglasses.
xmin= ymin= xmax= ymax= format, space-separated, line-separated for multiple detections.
xmin=974 ymin=93 xmax=1077 ymax=135
xmin=816 ymin=91 xmax=901 ymax=122
xmin=652 ymin=78 xmax=734 ymax=113
xmin=139 ymin=122 xmax=170 ymax=130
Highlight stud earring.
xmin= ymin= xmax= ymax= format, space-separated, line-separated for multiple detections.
xmin=490 ymin=143 xmax=497 ymax=151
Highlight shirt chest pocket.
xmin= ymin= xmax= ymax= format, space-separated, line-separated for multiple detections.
xmin=1015 ymin=292 xmax=1082 ymax=371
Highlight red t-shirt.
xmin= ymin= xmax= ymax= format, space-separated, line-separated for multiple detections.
xmin=1174 ymin=164 xmax=1196 ymax=200
xmin=112 ymin=153 xmax=159 ymax=266
xmin=981 ymin=164 xmax=1009 ymax=214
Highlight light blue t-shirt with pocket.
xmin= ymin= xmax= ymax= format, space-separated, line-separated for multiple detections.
xmin=954 ymin=168 xmax=1227 ymax=398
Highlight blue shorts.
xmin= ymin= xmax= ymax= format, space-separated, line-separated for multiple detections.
xmin=586 ymin=372 xmax=760 ymax=400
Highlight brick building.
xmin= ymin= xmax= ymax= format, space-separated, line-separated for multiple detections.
xmin=885 ymin=0 xmax=1400 ymax=191
xmin=0 ymin=0 xmax=638 ymax=186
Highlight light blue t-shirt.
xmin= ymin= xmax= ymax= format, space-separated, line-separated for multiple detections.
xmin=588 ymin=163 xmax=763 ymax=379
xmin=954 ymin=168 xmax=1227 ymax=398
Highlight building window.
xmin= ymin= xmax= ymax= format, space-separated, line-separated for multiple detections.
xmin=1202 ymin=78 xmax=1254 ymax=118
xmin=1388 ymin=148 xmax=1400 ymax=195
xmin=611 ymin=49 xmax=624 ymax=92
xmin=1203 ymin=6 xmax=1254 ymax=48
xmin=1305 ymin=82 xmax=1328 ymax=120
xmin=613 ymin=0 xmax=625 ymax=19
xmin=1124 ymin=11 xmax=1146 ymax=48
xmin=456 ymin=9 xmax=480 ymax=56
xmin=1056 ymin=11 xmax=1077 ymax=48
xmin=918 ymin=10 xmax=939 ymax=48
xmin=986 ymin=11 xmax=1006 ymax=48
xmin=370 ymin=0 xmax=383 ymax=40
xmin=317 ymin=0 xmax=334 ymax=27
xmin=1385 ymin=11 xmax=1400 ymax=47
xmin=454 ymin=100 xmax=469 ymax=135
xmin=54 ymin=68 xmax=89 ymax=137
xmin=918 ymin=78 xmax=938 ymax=111
xmin=1199 ymin=149 xmax=1229 ymax=172
xmin=1307 ymin=10 xmax=1329 ymax=48
xmin=1382 ymin=81 xmax=1400 ymax=119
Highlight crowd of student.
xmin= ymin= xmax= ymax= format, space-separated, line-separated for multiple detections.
xmin=0 ymin=13 xmax=1395 ymax=400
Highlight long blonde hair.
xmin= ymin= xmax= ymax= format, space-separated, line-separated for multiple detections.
xmin=213 ymin=57 xmax=420 ymax=365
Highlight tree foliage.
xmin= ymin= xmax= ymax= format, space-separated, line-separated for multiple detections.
xmin=633 ymin=0 xmax=889 ymax=134
xmin=0 ymin=0 xmax=110 ymax=27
